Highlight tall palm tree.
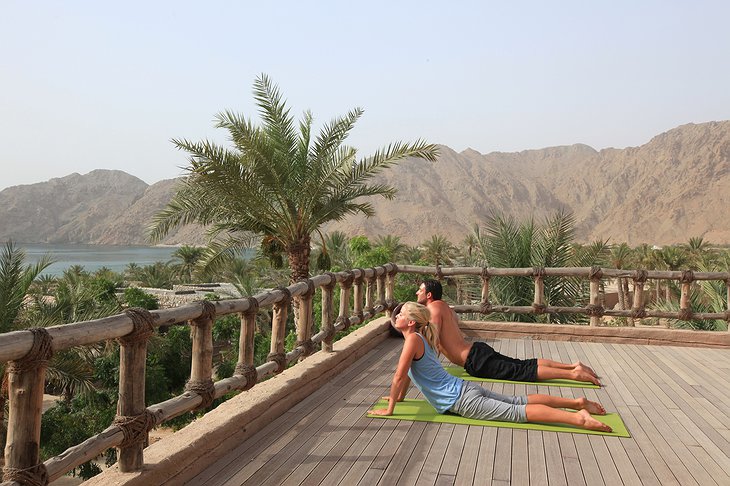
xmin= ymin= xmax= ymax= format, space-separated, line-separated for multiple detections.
xmin=656 ymin=246 xmax=690 ymax=301
xmin=149 ymin=74 xmax=439 ymax=284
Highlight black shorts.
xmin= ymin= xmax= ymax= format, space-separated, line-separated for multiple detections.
xmin=464 ymin=342 xmax=538 ymax=382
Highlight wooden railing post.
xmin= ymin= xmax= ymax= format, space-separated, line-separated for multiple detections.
xmin=3 ymin=328 xmax=52 ymax=485
xmin=338 ymin=272 xmax=354 ymax=332
xmin=630 ymin=270 xmax=648 ymax=326
xmin=268 ymin=288 xmax=290 ymax=373
xmin=385 ymin=266 xmax=396 ymax=318
xmin=365 ymin=274 xmax=376 ymax=317
xmin=726 ymin=279 xmax=730 ymax=333
xmin=296 ymin=280 xmax=316 ymax=361
xmin=353 ymin=270 xmax=364 ymax=326
xmin=321 ymin=273 xmax=336 ymax=352
xmin=115 ymin=309 xmax=156 ymax=472
xmin=185 ymin=302 xmax=216 ymax=411
xmin=234 ymin=297 xmax=259 ymax=390
xmin=678 ymin=271 xmax=694 ymax=323
xmin=588 ymin=267 xmax=603 ymax=326
xmin=532 ymin=267 xmax=546 ymax=317
xmin=377 ymin=272 xmax=386 ymax=310
xmin=480 ymin=268 xmax=491 ymax=314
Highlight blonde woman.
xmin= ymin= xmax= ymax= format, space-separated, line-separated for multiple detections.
xmin=370 ymin=302 xmax=611 ymax=432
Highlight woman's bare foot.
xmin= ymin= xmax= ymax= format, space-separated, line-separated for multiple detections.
xmin=577 ymin=397 xmax=606 ymax=415
xmin=577 ymin=409 xmax=612 ymax=432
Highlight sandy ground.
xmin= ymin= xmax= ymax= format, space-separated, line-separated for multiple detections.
xmin=42 ymin=396 xmax=175 ymax=485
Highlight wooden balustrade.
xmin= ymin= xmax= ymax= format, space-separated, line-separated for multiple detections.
xmin=1 ymin=261 xmax=728 ymax=485
xmin=396 ymin=264 xmax=730 ymax=325
xmin=0 ymin=264 xmax=396 ymax=485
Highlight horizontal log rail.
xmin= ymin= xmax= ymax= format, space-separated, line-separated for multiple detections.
xmin=397 ymin=264 xmax=730 ymax=326
xmin=0 ymin=264 xmax=398 ymax=486
xmin=3 ymin=262 xmax=730 ymax=485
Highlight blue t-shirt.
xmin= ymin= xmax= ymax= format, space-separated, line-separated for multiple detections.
xmin=407 ymin=333 xmax=463 ymax=413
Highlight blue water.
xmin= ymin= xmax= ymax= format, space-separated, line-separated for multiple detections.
xmin=13 ymin=243 xmax=179 ymax=277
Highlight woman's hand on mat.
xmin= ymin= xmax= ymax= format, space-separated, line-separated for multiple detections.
xmin=368 ymin=408 xmax=392 ymax=416
xmin=382 ymin=396 xmax=404 ymax=402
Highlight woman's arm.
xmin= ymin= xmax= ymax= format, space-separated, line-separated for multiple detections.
xmin=369 ymin=334 xmax=419 ymax=415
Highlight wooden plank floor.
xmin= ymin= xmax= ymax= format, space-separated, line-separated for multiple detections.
xmin=186 ymin=337 xmax=730 ymax=486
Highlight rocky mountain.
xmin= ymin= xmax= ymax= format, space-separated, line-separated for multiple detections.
xmin=1 ymin=121 xmax=728 ymax=247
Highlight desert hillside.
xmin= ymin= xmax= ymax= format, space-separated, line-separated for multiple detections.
xmin=1 ymin=121 xmax=728 ymax=246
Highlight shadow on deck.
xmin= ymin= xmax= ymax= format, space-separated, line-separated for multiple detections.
xmin=178 ymin=336 xmax=729 ymax=486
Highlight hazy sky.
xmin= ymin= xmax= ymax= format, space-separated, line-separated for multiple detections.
xmin=2 ymin=1 xmax=729 ymax=190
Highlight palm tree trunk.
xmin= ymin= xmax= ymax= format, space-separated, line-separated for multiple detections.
xmin=622 ymin=278 xmax=630 ymax=311
xmin=287 ymin=236 xmax=312 ymax=333
xmin=287 ymin=236 xmax=312 ymax=284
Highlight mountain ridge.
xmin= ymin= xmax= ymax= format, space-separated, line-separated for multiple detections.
xmin=1 ymin=121 xmax=728 ymax=246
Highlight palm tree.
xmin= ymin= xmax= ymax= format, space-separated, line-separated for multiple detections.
xmin=609 ymin=243 xmax=633 ymax=311
xmin=149 ymin=74 xmax=439 ymax=284
xmin=421 ymin=235 xmax=457 ymax=267
xmin=170 ymin=245 xmax=205 ymax=282
xmin=655 ymin=246 xmax=690 ymax=301
xmin=477 ymin=211 xmax=607 ymax=323
xmin=373 ymin=235 xmax=407 ymax=262
xmin=0 ymin=241 xmax=53 ymax=333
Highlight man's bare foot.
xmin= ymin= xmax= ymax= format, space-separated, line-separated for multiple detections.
xmin=575 ymin=362 xmax=598 ymax=378
xmin=578 ymin=397 xmax=606 ymax=415
xmin=574 ymin=370 xmax=602 ymax=386
xmin=578 ymin=409 xmax=612 ymax=432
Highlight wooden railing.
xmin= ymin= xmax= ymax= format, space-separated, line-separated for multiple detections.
xmin=0 ymin=264 xmax=398 ymax=486
xmin=3 ymin=263 xmax=729 ymax=485
xmin=397 ymin=265 xmax=730 ymax=327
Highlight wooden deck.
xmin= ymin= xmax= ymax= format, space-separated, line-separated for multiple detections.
xmin=186 ymin=336 xmax=730 ymax=485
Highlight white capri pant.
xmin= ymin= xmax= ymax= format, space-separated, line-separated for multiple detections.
xmin=449 ymin=381 xmax=528 ymax=422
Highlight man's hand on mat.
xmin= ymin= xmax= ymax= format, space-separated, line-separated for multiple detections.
xmin=368 ymin=408 xmax=392 ymax=416
xmin=579 ymin=398 xmax=606 ymax=415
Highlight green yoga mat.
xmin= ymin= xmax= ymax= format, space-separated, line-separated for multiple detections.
xmin=446 ymin=366 xmax=600 ymax=389
xmin=367 ymin=399 xmax=630 ymax=437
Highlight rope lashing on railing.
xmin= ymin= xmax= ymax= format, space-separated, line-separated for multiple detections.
xmin=195 ymin=300 xmax=217 ymax=323
xmin=585 ymin=304 xmax=605 ymax=317
xmin=680 ymin=270 xmax=695 ymax=284
xmin=274 ymin=286 xmax=292 ymax=307
xmin=323 ymin=272 xmax=337 ymax=291
xmin=7 ymin=327 xmax=53 ymax=374
xmin=112 ymin=409 xmax=158 ymax=449
xmin=630 ymin=307 xmax=648 ymax=319
xmin=532 ymin=303 xmax=547 ymax=314
xmin=266 ymin=352 xmax=287 ymax=374
xmin=244 ymin=296 xmax=260 ymax=317
xmin=589 ymin=266 xmax=603 ymax=280
xmin=435 ymin=265 xmax=443 ymax=280
xmin=185 ymin=378 xmax=216 ymax=409
xmin=678 ymin=308 xmax=694 ymax=321
xmin=340 ymin=271 xmax=355 ymax=289
xmin=2 ymin=462 xmax=49 ymax=486
xmin=633 ymin=269 xmax=649 ymax=283
xmin=118 ymin=308 xmax=155 ymax=346
xmin=295 ymin=338 xmax=317 ymax=357
xmin=301 ymin=279 xmax=316 ymax=299
xmin=532 ymin=266 xmax=546 ymax=278
xmin=481 ymin=267 xmax=490 ymax=280
xmin=233 ymin=363 xmax=258 ymax=390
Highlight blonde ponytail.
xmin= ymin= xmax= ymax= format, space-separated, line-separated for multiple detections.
xmin=402 ymin=302 xmax=440 ymax=353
